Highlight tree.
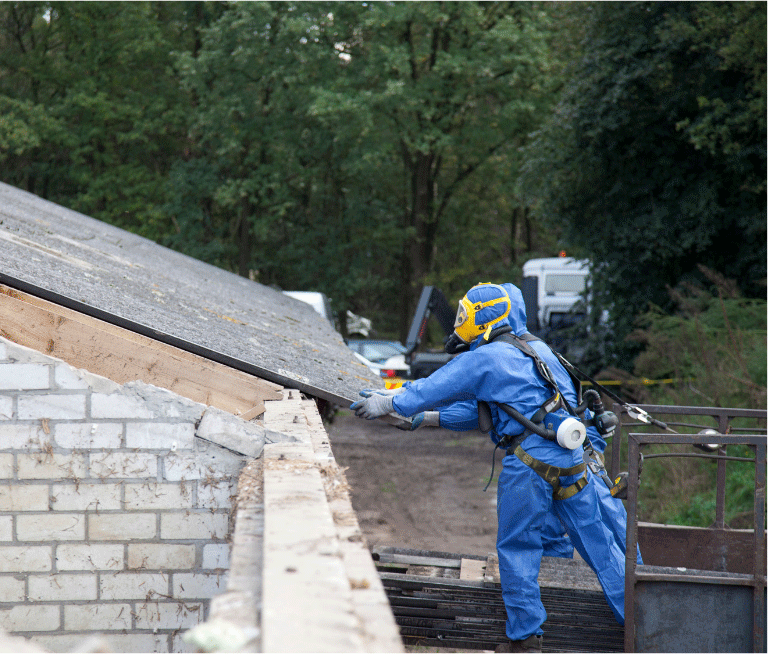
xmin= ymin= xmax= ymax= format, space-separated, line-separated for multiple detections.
xmin=521 ymin=1 xmax=767 ymax=368
xmin=318 ymin=1 xmax=560 ymax=337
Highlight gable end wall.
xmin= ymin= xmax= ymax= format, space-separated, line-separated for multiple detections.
xmin=0 ymin=337 xmax=262 ymax=653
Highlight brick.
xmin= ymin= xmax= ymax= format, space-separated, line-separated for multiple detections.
xmin=126 ymin=422 xmax=195 ymax=450
xmin=28 ymin=573 xmax=97 ymax=601
xmin=0 ymin=341 xmax=6 ymax=360
xmin=54 ymin=422 xmax=123 ymax=449
xmin=133 ymin=601 xmax=204 ymax=630
xmin=90 ymin=452 xmax=157 ymax=479
xmin=64 ymin=603 xmax=132 ymax=631
xmin=0 ymin=484 xmax=49 ymax=511
xmin=51 ymin=482 xmax=121 ymax=511
xmin=90 ymin=392 xmax=155 ymax=419
xmin=0 ymin=575 xmax=25 ymax=602
xmin=0 ymin=604 xmax=59 ymax=632
xmin=56 ymin=543 xmax=124 ymax=571
xmin=0 ymin=363 xmax=49 ymax=390
xmin=161 ymin=512 xmax=230 ymax=540
xmin=198 ymin=478 xmax=237 ymax=511
xmin=0 ymin=396 xmax=12 ymax=420
xmin=18 ymin=452 xmax=86 ymax=480
xmin=89 ymin=513 xmax=156 ymax=541
xmin=99 ymin=572 xmax=169 ymax=600
xmin=0 ymin=424 xmax=49 ymax=449
xmin=125 ymin=482 xmax=193 ymax=510
xmin=202 ymin=544 xmax=230 ymax=570
xmin=0 ymin=453 xmax=13 ymax=478
xmin=18 ymin=393 xmax=86 ymax=419
xmin=174 ymin=572 xmax=228 ymax=599
xmin=128 ymin=543 xmax=196 ymax=570
xmin=0 ymin=516 xmax=11 ymax=541
xmin=197 ymin=408 xmax=265 ymax=458
xmin=164 ymin=447 xmax=243 ymax=482
xmin=0 ymin=546 xmax=52 ymax=572
xmin=17 ymin=513 xmax=85 ymax=541
xmin=53 ymin=364 xmax=91 ymax=390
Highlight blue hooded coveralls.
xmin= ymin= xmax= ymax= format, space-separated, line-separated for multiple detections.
xmin=390 ymin=283 xmax=627 ymax=641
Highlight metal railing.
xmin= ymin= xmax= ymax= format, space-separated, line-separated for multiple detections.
xmin=611 ymin=405 xmax=766 ymax=652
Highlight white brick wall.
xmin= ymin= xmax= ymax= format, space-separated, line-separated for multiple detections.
xmin=0 ymin=337 xmax=266 ymax=652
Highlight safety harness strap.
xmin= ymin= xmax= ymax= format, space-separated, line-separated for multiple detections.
xmin=509 ymin=445 xmax=589 ymax=500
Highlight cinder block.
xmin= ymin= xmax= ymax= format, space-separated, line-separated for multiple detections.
xmin=0 ymin=604 xmax=60 ymax=632
xmin=64 ymin=603 xmax=132 ymax=631
xmin=125 ymin=482 xmax=194 ymax=510
xmin=89 ymin=513 xmax=156 ymax=541
xmin=99 ymin=572 xmax=169 ymax=600
xmin=202 ymin=544 xmax=230 ymax=570
xmin=54 ymin=422 xmax=123 ymax=449
xmin=126 ymin=422 xmax=196 ymax=450
xmin=0 ymin=575 xmax=24 ymax=602
xmin=0 ymin=484 xmax=49 ymax=511
xmin=0 ymin=546 xmax=52 ymax=572
xmin=18 ymin=452 xmax=87 ymax=480
xmin=17 ymin=513 xmax=85 ymax=541
xmin=0 ymin=363 xmax=49 ymax=390
xmin=52 ymin=482 xmax=121 ymax=512
xmin=128 ymin=543 xmax=196 ymax=570
xmin=161 ymin=512 xmax=230 ymax=540
xmin=56 ymin=543 xmax=124 ymax=571
xmin=133 ymin=601 xmax=204 ymax=630
xmin=174 ymin=571 xmax=228 ymax=599
xmin=28 ymin=573 xmax=97 ymax=601
xmin=0 ymin=396 xmax=12 ymax=420
xmin=90 ymin=452 xmax=158 ymax=479
xmin=18 ymin=393 xmax=86 ymax=420
xmin=0 ymin=453 xmax=13 ymax=478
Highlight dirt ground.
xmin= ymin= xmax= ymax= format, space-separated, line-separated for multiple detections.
xmin=327 ymin=408 xmax=501 ymax=558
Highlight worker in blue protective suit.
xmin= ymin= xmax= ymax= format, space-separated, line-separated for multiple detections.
xmin=351 ymin=282 xmax=628 ymax=653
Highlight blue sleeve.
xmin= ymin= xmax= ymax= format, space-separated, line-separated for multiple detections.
xmin=437 ymin=400 xmax=480 ymax=431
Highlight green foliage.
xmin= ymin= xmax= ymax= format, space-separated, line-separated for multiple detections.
xmin=520 ymin=1 xmax=767 ymax=369
xmin=630 ymin=266 xmax=766 ymax=409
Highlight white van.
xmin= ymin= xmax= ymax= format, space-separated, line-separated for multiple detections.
xmin=283 ymin=291 xmax=371 ymax=337
xmin=521 ymin=257 xmax=589 ymax=336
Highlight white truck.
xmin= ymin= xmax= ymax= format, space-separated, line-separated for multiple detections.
xmin=520 ymin=257 xmax=590 ymax=339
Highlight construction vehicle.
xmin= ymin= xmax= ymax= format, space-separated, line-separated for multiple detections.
xmin=403 ymin=286 xmax=456 ymax=379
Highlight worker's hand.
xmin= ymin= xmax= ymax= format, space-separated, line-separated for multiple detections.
xmin=350 ymin=392 xmax=395 ymax=420
xmin=360 ymin=387 xmax=405 ymax=397
xmin=397 ymin=411 xmax=440 ymax=431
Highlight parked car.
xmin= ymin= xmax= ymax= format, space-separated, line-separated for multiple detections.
xmin=346 ymin=339 xmax=410 ymax=382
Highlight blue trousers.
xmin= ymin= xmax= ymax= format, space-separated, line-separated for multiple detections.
xmin=496 ymin=453 xmax=626 ymax=641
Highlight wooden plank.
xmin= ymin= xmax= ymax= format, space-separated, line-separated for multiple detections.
xmin=459 ymin=558 xmax=487 ymax=581
xmin=0 ymin=285 xmax=283 ymax=417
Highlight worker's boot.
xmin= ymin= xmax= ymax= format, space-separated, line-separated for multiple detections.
xmin=495 ymin=634 xmax=543 ymax=653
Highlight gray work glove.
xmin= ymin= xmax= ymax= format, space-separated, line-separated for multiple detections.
xmin=397 ymin=411 xmax=440 ymax=431
xmin=360 ymin=387 xmax=405 ymax=397
xmin=350 ymin=391 xmax=395 ymax=420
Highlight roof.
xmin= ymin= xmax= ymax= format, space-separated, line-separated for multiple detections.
xmin=0 ymin=182 xmax=383 ymax=404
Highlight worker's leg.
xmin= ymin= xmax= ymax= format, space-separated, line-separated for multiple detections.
xmin=541 ymin=511 xmax=574 ymax=559
xmin=554 ymin=475 xmax=626 ymax=625
xmin=497 ymin=454 xmax=550 ymax=641
xmin=593 ymin=477 xmax=643 ymax=565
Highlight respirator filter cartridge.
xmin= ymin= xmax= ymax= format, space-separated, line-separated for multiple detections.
xmin=544 ymin=413 xmax=586 ymax=450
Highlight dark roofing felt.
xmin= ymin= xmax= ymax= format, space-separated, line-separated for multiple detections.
xmin=0 ymin=182 xmax=383 ymax=404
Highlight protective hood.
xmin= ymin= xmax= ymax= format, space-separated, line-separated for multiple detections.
xmin=501 ymin=283 xmax=528 ymax=336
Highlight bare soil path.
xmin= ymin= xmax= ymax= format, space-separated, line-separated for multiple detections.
xmin=327 ymin=409 xmax=501 ymax=558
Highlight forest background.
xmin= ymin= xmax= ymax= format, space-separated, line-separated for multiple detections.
xmin=0 ymin=1 xmax=765 ymax=526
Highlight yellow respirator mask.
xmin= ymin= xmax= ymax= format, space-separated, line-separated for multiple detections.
xmin=452 ymin=283 xmax=511 ymax=344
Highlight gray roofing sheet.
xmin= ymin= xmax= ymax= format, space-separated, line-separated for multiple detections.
xmin=0 ymin=182 xmax=383 ymax=404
